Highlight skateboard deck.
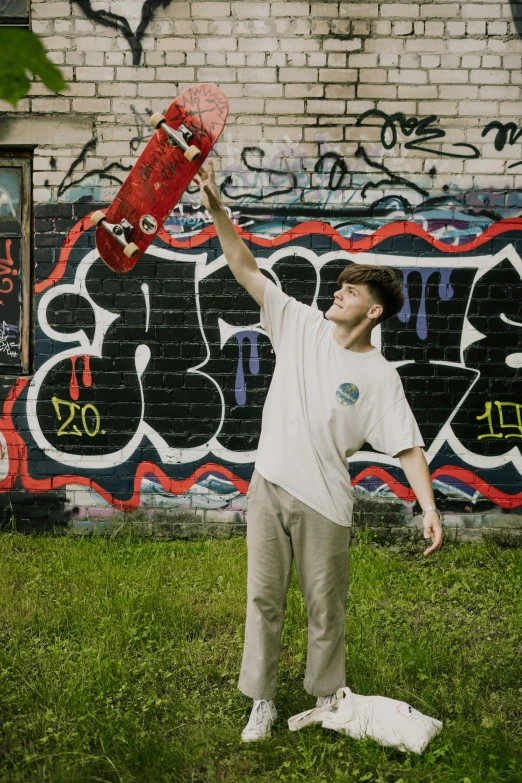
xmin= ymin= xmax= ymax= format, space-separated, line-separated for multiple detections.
xmin=92 ymin=83 xmax=229 ymax=273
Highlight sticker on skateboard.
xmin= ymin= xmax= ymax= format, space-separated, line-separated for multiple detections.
xmin=91 ymin=83 xmax=229 ymax=273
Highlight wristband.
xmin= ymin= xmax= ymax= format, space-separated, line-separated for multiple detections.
xmin=423 ymin=505 xmax=440 ymax=518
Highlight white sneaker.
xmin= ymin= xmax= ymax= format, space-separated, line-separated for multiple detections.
xmin=315 ymin=692 xmax=337 ymax=708
xmin=241 ymin=699 xmax=277 ymax=742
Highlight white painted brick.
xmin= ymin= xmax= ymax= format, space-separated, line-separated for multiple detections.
xmin=400 ymin=54 xmax=420 ymax=68
xmin=461 ymin=56 xmax=481 ymax=69
xmin=32 ymin=20 xmax=54 ymax=34
xmin=360 ymin=68 xmax=387 ymax=84
xmin=286 ymin=83 xmax=325 ymax=97
xmin=393 ymin=21 xmax=413 ymax=35
xmin=398 ymin=85 xmax=438 ymax=99
xmin=277 ymin=18 xmax=312 ymax=34
xmin=440 ymin=55 xmax=460 ymax=68
xmin=32 ymin=1 xmax=70 ymax=17
xmin=325 ymin=84 xmax=355 ymax=99
xmin=244 ymin=83 xmax=284 ymax=97
xmin=266 ymin=99 xmax=305 ymax=113
xmin=504 ymin=55 xmax=522 ymax=69
xmin=66 ymin=52 xmax=85 ymax=66
xmin=499 ymin=101 xmax=522 ymax=116
xmin=85 ymin=53 xmax=105 ymax=67
xmin=279 ymin=68 xmax=318 ymax=82
xmin=191 ymin=2 xmax=231 ymax=17
xmin=98 ymin=82 xmax=137 ymax=97
xmin=146 ymin=52 xmax=166 ymax=66
xmin=47 ymin=51 xmax=64 ymax=65
xmin=156 ymin=67 xmax=195 ymax=80
xmin=404 ymin=38 xmax=446 ymax=52
xmin=348 ymin=53 xmax=378 ymax=67
xmin=446 ymin=21 xmax=465 ymax=36
xmin=198 ymin=37 xmax=237 ymax=51
xmin=312 ymin=3 xmax=341 ymax=17
xmin=54 ymin=20 xmax=73 ymax=33
xmin=458 ymin=100 xmax=499 ymax=115
xmin=227 ymin=53 xmax=246 ymax=66
xmin=421 ymin=2 xmax=459 ymax=16
xmin=482 ymin=55 xmax=501 ymax=68
xmin=425 ymin=21 xmax=444 ymax=36
xmin=365 ymin=38 xmax=404 ymax=53
xmin=467 ymin=21 xmax=487 ymax=35
xmin=413 ymin=20 xmax=424 ymax=35
xmin=236 ymin=19 xmax=275 ymax=35
xmin=105 ymin=53 xmax=125 ymax=66
xmin=76 ymin=67 xmax=115 ymax=81
xmin=380 ymin=3 xmax=419 ymax=17
xmin=232 ymin=2 xmax=270 ymax=18
xmin=163 ymin=38 xmax=196 ymax=51
xmin=31 ymin=98 xmax=71 ymax=112
xmin=197 ymin=67 xmax=238 ymax=81
xmin=238 ymin=37 xmax=278 ymax=51
xmin=379 ymin=53 xmax=399 ymax=67
xmin=75 ymin=36 xmax=113 ymax=52
xmin=64 ymin=83 xmax=96 ymax=97
xmin=373 ymin=20 xmax=392 ymax=35
xmin=352 ymin=20 xmax=371 ymax=34
xmin=340 ymin=3 xmax=379 ymax=18
xmin=310 ymin=19 xmax=329 ymax=34
xmin=439 ymin=85 xmax=479 ymax=99
xmin=480 ymin=85 xmax=519 ymax=100
xmin=358 ymin=84 xmax=398 ymax=99
xmin=137 ymin=83 xmax=182 ymax=97
xmin=488 ymin=21 xmax=508 ymax=35
xmin=461 ymin=4 xmax=501 ymax=18
xmin=208 ymin=20 xmax=234 ymax=34
xmin=308 ymin=53 xmax=327 ymax=66
xmin=470 ymin=69 xmax=509 ymax=84
xmin=420 ymin=55 xmax=440 ymax=68
xmin=306 ymin=99 xmax=345 ymax=114
xmin=271 ymin=2 xmax=310 ymax=16
xmin=323 ymin=38 xmax=361 ymax=52
xmin=388 ymin=69 xmax=427 ymax=84
xmin=187 ymin=53 xmax=206 ymax=65
xmin=319 ymin=68 xmax=357 ymax=83
xmin=72 ymin=98 xmax=111 ymax=113
xmin=328 ymin=53 xmax=347 ymax=67
xmin=430 ymin=69 xmax=469 ymax=83
xmin=267 ymin=52 xmax=287 ymax=66
xmin=280 ymin=37 xmax=321 ymax=51
xmin=237 ymin=67 xmax=277 ymax=82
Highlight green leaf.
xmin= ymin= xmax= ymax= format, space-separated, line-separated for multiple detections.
xmin=0 ymin=28 xmax=67 ymax=106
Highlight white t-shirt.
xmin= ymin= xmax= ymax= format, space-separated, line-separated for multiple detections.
xmin=255 ymin=280 xmax=425 ymax=527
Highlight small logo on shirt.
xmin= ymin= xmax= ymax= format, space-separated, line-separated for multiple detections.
xmin=336 ymin=382 xmax=359 ymax=406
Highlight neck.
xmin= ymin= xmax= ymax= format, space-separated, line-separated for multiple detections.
xmin=331 ymin=322 xmax=375 ymax=353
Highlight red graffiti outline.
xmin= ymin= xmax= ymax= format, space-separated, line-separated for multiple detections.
xmin=35 ymin=213 xmax=522 ymax=293
xmin=0 ymin=213 xmax=514 ymax=509
xmin=1 ymin=379 xmax=520 ymax=508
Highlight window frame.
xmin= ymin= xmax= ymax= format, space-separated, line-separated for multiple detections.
xmin=0 ymin=151 xmax=32 ymax=375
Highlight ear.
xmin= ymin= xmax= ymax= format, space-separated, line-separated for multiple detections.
xmin=367 ymin=302 xmax=383 ymax=321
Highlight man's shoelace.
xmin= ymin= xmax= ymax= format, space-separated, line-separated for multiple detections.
xmin=251 ymin=701 xmax=271 ymax=728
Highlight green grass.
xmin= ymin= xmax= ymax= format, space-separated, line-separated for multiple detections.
xmin=0 ymin=528 xmax=520 ymax=783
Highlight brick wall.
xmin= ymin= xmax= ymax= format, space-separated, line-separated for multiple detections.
xmin=1 ymin=0 xmax=522 ymax=541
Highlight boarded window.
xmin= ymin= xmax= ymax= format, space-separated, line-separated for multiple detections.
xmin=0 ymin=154 xmax=31 ymax=374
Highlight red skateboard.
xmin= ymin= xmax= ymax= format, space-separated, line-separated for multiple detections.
xmin=91 ymin=83 xmax=229 ymax=273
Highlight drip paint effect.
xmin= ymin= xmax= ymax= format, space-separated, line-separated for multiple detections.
xmin=234 ymin=331 xmax=260 ymax=406
xmin=69 ymin=355 xmax=93 ymax=401
xmin=398 ymin=268 xmax=454 ymax=340
xmin=336 ymin=382 xmax=360 ymax=406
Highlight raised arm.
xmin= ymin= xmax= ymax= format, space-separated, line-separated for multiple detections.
xmin=194 ymin=160 xmax=267 ymax=308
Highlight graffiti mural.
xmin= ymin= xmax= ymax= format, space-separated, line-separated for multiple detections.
xmin=1 ymin=208 xmax=522 ymax=518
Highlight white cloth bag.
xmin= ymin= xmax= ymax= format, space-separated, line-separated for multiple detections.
xmin=287 ymin=686 xmax=443 ymax=754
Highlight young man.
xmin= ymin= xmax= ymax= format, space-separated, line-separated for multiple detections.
xmin=195 ymin=161 xmax=443 ymax=743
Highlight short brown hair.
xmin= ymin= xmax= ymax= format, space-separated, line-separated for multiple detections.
xmin=337 ymin=263 xmax=404 ymax=325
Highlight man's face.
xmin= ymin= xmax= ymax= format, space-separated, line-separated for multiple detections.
xmin=325 ymin=281 xmax=381 ymax=326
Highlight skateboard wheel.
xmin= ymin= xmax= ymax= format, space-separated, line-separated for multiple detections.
xmin=123 ymin=242 xmax=140 ymax=259
xmin=184 ymin=145 xmax=201 ymax=162
xmin=150 ymin=112 xmax=165 ymax=129
xmin=91 ymin=210 xmax=106 ymax=226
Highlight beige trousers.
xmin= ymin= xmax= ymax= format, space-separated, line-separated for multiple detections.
xmin=238 ymin=470 xmax=352 ymax=701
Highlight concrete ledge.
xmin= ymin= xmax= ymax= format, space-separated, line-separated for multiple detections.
xmin=0 ymin=115 xmax=94 ymax=145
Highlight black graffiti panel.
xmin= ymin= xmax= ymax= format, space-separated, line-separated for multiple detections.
xmin=451 ymin=255 xmax=522 ymax=456
xmin=0 ymin=237 xmax=22 ymax=368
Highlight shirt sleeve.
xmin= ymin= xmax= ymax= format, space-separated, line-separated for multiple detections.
xmin=260 ymin=278 xmax=317 ymax=353
xmin=365 ymin=396 xmax=425 ymax=458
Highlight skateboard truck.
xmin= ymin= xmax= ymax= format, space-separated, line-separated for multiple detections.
xmin=149 ymin=114 xmax=201 ymax=162
xmin=90 ymin=212 xmax=139 ymax=258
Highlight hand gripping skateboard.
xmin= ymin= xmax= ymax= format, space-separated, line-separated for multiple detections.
xmin=90 ymin=83 xmax=229 ymax=273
